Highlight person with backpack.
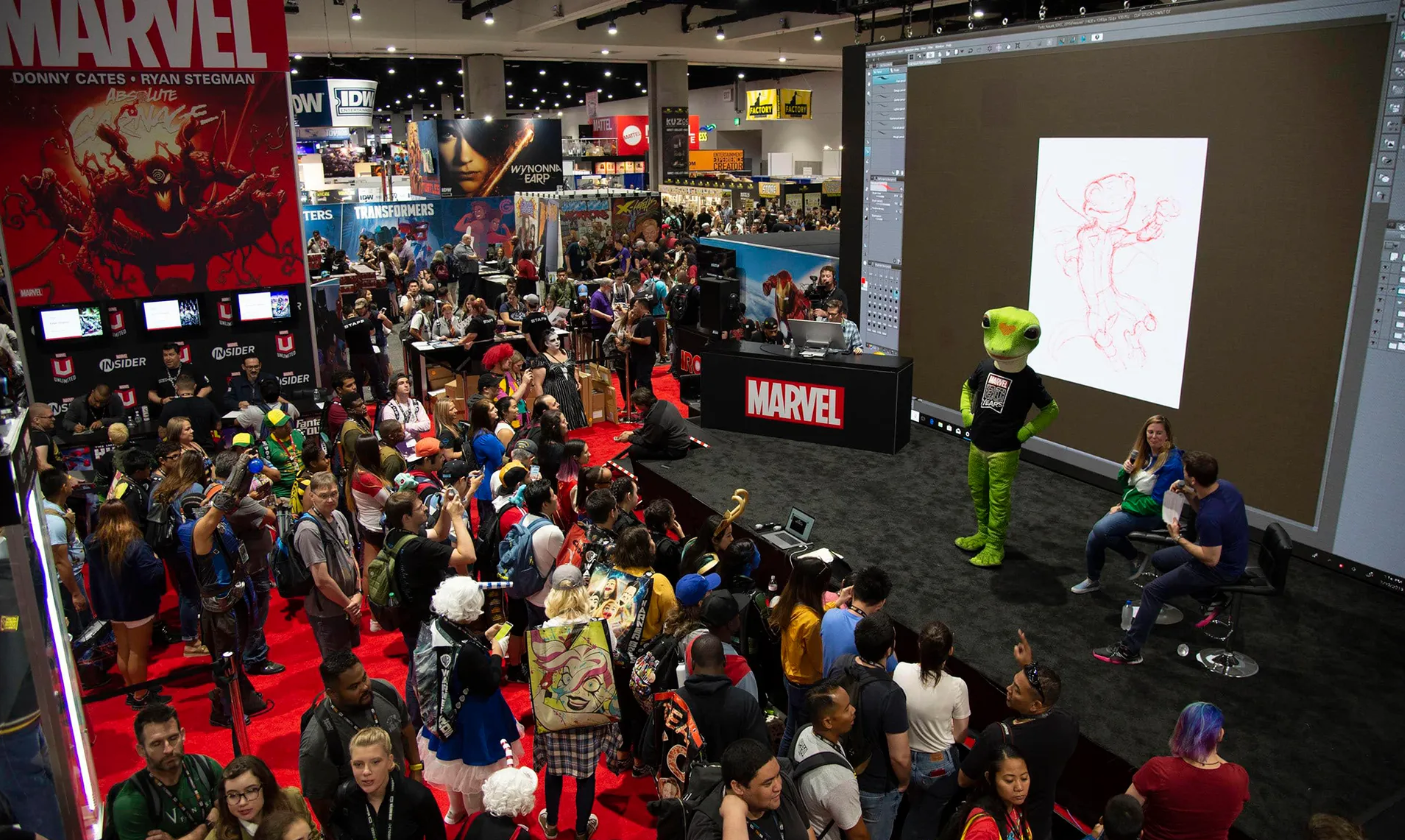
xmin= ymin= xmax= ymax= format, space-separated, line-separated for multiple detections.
xmin=209 ymin=452 xmax=284 ymax=679
xmin=405 ymin=439 xmax=449 ymax=522
xmin=792 ymin=682 xmax=867 ymax=840
xmin=940 ymin=745 xmax=1033 ymax=840
xmin=685 ymin=738 xmax=811 ymax=840
xmin=684 ymin=590 xmax=760 ymax=702
xmin=84 ymin=500 xmax=168 ymax=709
xmin=295 ymin=472 xmax=363 ymax=658
xmin=515 ymin=480 xmax=566 ymax=628
xmin=110 ymin=704 xmax=223 ymax=840
xmin=672 ymin=633 xmax=769 ymax=765
xmin=414 ymin=577 xmax=518 ymax=822
xmin=532 ymin=565 xmax=625 ymax=840
xmin=298 ymin=651 xmax=423 ymax=833
xmin=148 ymin=451 xmax=207 ymax=658
xmin=822 ymin=566 xmax=897 ymax=677
xmin=831 ymin=613 xmax=910 ymax=840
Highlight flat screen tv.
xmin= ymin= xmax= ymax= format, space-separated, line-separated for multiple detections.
xmin=236 ymin=290 xmax=293 ymax=322
xmin=39 ymin=305 xmax=103 ymax=341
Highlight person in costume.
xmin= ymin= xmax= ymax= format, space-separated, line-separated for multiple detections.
xmin=956 ymin=307 xmax=1059 ymax=568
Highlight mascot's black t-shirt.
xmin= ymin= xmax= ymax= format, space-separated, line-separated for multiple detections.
xmin=967 ymin=359 xmax=1053 ymax=453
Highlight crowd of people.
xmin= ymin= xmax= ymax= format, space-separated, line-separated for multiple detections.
xmin=660 ymin=203 xmax=841 ymax=237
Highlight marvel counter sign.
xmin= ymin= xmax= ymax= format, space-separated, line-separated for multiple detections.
xmin=745 ymin=377 xmax=844 ymax=429
xmin=0 ymin=0 xmax=289 ymax=71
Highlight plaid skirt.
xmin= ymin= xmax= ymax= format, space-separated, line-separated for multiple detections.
xmin=532 ymin=723 xmax=626 ymax=778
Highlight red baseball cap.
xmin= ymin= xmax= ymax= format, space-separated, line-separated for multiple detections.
xmin=412 ymin=438 xmax=441 ymax=460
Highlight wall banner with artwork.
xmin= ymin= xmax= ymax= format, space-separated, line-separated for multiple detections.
xmin=661 ymin=107 xmax=690 ymax=177
xmin=0 ymin=0 xmax=299 ymax=307
xmin=611 ymin=195 xmax=663 ymax=249
xmin=432 ymin=118 xmax=565 ymax=197
xmin=291 ymin=78 xmax=379 ymax=128
xmin=299 ymin=198 xmax=518 ymax=274
xmin=408 ymin=120 xmax=440 ymax=198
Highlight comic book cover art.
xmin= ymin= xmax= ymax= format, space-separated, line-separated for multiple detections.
xmin=0 ymin=73 xmax=302 ymax=306
xmin=611 ymin=195 xmax=662 ymax=247
xmin=527 ymin=619 xmax=620 ymax=733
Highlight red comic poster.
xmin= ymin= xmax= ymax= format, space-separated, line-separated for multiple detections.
xmin=0 ymin=0 xmax=297 ymax=305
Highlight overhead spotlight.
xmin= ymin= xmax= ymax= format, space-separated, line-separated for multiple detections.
xmin=607 ymin=93 xmax=613 ymax=99
xmin=291 ymin=68 xmax=298 ymax=74
xmin=540 ymin=68 xmax=547 ymax=75
xmin=386 ymin=45 xmax=396 ymax=52
xmin=557 ymin=110 xmax=563 ymax=116
xmin=292 ymin=53 xmax=302 ymax=60
xmin=485 ymin=115 xmax=493 ymax=122
xmin=641 ymin=88 xmax=646 ymax=93
xmin=738 ymin=71 xmax=745 ymax=78
xmin=1002 ymin=17 xmax=1009 ymax=25
xmin=778 ymin=56 xmax=787 ymax=62
xmin=813 ymin=28 xmax=823 ymax=41
xmin=419 ymin=87 xmax=425 ymax=93
xmin=457 ymin=68 xmax=463 ymax=74
xmin=601 ymin=48 xmax=610 ymax=55
xmin=634 ymin=81 xmax=641 ymax=86
xmin=973 ymin=9 xmax=985 ymax=18
xmin=484 ymin=10 xmax=494 ymax=24
xmin=436 ymin=80 xmax=442 ymax=86
xmin=387 ymin=67 xmax=395 ymax=74
xmin=608 ymin=20 xmax=617 ymax=35
xmin=350 ymin=4 xmax=361 ymax=20
xmin=506 ymin=80 xmax=512 ymax=85
xmin=715 ymin=27 xmax=726 ymax=40
xmin=604 ymin=70 xmax=612 ymax=77
xmin=531 ymin=87 xmax=538 ymax=92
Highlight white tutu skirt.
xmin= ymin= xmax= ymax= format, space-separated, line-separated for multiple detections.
xmin=417 ymin=733 xmax=525 ymax=814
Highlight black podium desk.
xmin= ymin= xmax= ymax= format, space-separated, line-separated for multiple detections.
xmin=700 ymin=341 xmax=912 ymax=454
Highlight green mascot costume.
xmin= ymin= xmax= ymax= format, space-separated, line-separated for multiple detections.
xmin=956 ymin=307 xmax=1060 ymax=568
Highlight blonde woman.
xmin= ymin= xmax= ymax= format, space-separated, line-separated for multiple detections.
xmin=532 ymin=566 xmax=622 ymax=839
xmin=332 ymin=727 xmax=444 ymax=840
xmin=433 ymin=399 xmax=467 ymax=461
xmin=1074 ymin=415 xmax=1184 ymax=594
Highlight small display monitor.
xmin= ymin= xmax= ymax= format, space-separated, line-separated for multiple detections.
xmin=39 ymin=305 xmax=103 ymax=341
xmin=237 ymin=290 xmax=293 ymax=322
xmin=142 ymin=297 xmax=202 ymax=331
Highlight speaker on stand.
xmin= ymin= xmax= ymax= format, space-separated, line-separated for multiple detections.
xmin=698 ymin=275 xmax=741 ymax=334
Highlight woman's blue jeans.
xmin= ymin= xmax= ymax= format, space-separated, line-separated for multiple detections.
xmin=1085 ymin=510 xmax=1162 ymax=581
xmin=778 ymin=677 xmax=815 ymax=759
xmin=901 ymin=746 xmax=960 ymax=840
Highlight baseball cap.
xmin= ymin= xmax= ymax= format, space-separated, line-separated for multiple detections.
xmin=701 ymin=589 xmax=739 ymax=627
xmin=511 ymin=439 xmax=539 ymax=458
xmin=231 ymin=432 xmax=254 ymax=448
xmin=676 ymin=573 xmax=721 ymax=608
xmin=266 ymin=408 xmax=289 ymax=428
xmin=411 ymin=438 xmax=441 ymax=461
xmin=550 ymin=565 xmax=584 ymax=591
xmin=576 ymin=284 xmax=589 ymax=297
xmin=523 ymin=293 xmax=540 ymax=306
xmin=441 ymin=459 xmax=475 ymax=481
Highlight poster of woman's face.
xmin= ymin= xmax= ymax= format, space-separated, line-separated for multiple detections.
xmin=435 ymin=118 xmax=565 ymax=197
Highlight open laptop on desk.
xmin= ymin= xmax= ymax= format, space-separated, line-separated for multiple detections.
xmin=787 ymin=319 xmax=846 ymax=358
xmin=760 ymin=507 xmax=816 ymax=552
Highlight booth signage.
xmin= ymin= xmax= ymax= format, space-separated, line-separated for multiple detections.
xmin=585 ymin=91 xmax=598 ymax=120
xmin=661 ymin=106 xmax=690 ymax=177
xmin=757 ymin=182 xmax=782 ymax=197
xmin=746 ymin=89 xmax=778 ymax=120
xmin=780 ymin=89 xmax=813 ymax=119
xmin=292 ymin=78 xmax=379 ymax=128
xmin=594 ymin=115 xmax=649 ymax=154
xmin=745 ymin=377 xmax=845 ymax=428
xmin=688 ymin=150 xmax=745 ymax=172
xmin=432 ymin=118 xmax=564 ymax=197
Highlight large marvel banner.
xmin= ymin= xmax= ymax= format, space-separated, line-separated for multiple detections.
xmin=0 ymin=0 xmax=298 ymax=306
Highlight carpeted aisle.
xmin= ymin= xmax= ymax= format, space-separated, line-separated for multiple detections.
xmin=83 ymin=365 xmax=683 ymax=840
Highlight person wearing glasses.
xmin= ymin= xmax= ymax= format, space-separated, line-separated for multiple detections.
xmin=957 ymin=632 xmax=1078 ymax=840
xmin=296 ymin=472 xmax=362 ymax=659
xmin=213 ymin=755 xmax=320 ymax=840
xmin=111 ymin=704 xmax=223 ymax=840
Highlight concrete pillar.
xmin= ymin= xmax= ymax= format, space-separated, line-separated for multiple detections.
xmin=410 ymin=103 xmax=424 ymax=122
xmin=391 ymin=112 xmax=407 ymax=143
xmin=647 ymin=60 xmax=688 ymax=185
xmin=461 ymin=54 xmax=506 ymax=119
xmin=440 ymin=93 xmax=455 ymax=117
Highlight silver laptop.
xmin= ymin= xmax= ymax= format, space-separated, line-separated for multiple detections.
xmin=762 ymin=508 xmax=816 ymax=551
xmin=787 ymin=318 xmax=846 ymax=357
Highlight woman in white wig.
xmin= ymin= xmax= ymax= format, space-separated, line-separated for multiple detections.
xmin=460 ymin=765 xmax=538 ymax=840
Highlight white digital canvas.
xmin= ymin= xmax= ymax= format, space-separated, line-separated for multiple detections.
xmin=1027 ymin=137 xmax=1208 ymax=409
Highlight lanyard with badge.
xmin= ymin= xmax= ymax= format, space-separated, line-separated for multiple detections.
xmin=364 ymin=777 xmax=395 ymax=840
xmin=147 ymin=759 xmax=209 ymax=829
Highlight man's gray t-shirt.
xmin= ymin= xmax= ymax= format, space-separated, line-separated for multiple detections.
xmin=297 ymin=679 xmax=409 ymax=800
xmin=226 ymin=496 xmax=273 ymax=573
xmin=793 ymin=725 xmax=862 ymax=840
xmin=294 ymin=511 xmax=357 ymax=618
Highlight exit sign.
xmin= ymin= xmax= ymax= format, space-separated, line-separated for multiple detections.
xmin=733 ymin=117 xmax=741 ymax=125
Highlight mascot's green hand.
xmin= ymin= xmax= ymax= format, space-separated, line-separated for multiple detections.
xmin=1016 ymin=425 xmax=1033 ymax=444
xmin=1019 ymin=399 xmax=1060 ymax=443
xmin=960 ymin=381 xmax=975 ymax=428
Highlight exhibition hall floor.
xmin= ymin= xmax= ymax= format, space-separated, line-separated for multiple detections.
xmin=633 ymin=424 xmax=1404 ymax=840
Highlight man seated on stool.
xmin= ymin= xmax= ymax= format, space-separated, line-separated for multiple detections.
xmin=61 ymin=383 xmax=126 ymax=434
xmin=1093 ymin=450 xmax=1249 ymax=666
xmin=614 ymin=388 xmax=691 ymax=461
xmin=823 ymin=299 xmax=863 ymax=354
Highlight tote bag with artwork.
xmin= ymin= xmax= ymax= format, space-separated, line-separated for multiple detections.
xmin=527 ymin=619 xmax=621 ymax=733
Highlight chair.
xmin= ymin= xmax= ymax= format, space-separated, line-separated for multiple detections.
xmin=1196 ymin=523 xmax=1292 ymax=678
xmin=1126 ymin=528 xmax=1185 ymax=625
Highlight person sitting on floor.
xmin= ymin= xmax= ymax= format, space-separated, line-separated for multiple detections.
xmin=613 ymin=388 xmax=692 ymax=461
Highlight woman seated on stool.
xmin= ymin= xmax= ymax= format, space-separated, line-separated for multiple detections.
xmin=1072 ymin=415 xmax=1183 ymax=594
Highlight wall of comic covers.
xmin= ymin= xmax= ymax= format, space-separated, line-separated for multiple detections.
xmin=299 ymin=198 xmax=519 ymax=274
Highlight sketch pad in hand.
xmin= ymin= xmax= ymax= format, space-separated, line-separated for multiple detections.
xmin=1162 ymin=492 xmax=1185 ymax=526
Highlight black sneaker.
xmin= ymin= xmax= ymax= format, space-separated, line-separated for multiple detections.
xmin=126 ymin=692 xmax=173 ymax=709
xmin=245 ymin=661 xmax=286 ymax=676
xmin=1092 ymin=644 xmax=1143 ymax=665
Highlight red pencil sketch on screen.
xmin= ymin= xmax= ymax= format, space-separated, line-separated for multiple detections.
xmin=1049 ymin=173 xmax=1180 ymax=369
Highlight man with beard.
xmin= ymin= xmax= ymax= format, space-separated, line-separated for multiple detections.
xmin=298 ymin=650 xmax=422 ymax=832
xmin=111 ymin=704 xmax=223 ymax=840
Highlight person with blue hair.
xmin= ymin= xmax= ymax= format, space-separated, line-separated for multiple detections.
xmin=1124 ymin=702 xmax=1250 ymax=840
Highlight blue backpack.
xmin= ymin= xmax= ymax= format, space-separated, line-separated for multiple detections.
xmin=496 ymin=515 xmax=554 ymax=599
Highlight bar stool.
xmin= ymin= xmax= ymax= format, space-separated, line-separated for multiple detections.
xmin=1196 ymin=523 xmax=1293 ymax=678
xmin=1126 ymin=528 xmax=1185 ymax=625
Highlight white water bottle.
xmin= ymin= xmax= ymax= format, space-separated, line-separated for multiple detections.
xmin=768 ymin=575 xmax=779 ymax=608
xmin=1120 ymin=600 xmax=1135 ymax=631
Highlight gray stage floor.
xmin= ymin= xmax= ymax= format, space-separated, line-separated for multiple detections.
xmin=637 ymin=424 xmax=1403 ymax=839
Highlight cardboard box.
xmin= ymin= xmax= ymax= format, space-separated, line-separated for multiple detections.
xmin=442 ymin=377 xmax=467 ymax=417
xmin=587 ymin=364 xmax=618 ymax=424
xmin=577 ymin=369 xmax=597 ymax=426
xmin=427 ymin=365 xmax=456 ymax=390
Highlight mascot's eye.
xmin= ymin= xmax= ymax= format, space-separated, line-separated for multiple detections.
xmin=1024 ymin=325 xmax=1042 ymax=341
xmin=981 ymin=313 xmax=992 ymax=329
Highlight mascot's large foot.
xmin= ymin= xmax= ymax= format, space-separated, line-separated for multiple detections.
xmin=969 ymin=546 xmax=1004 ymax=568
xmin=954 ymin=533 xmax=987 ymax=552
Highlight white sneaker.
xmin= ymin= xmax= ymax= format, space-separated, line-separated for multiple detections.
xmin=369 ymin=619 xmax=382 ymax=633
xmin=1070 ymin=578 xmax=1102 ymax=594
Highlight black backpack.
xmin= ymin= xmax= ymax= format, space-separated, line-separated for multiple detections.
xmin=299 ymin=680 xmax=402 ymax=771
xmin=145 ymin=497 xmax=180 ymax=555
xmin=788 ymin=726 xmax=855 ymax=840
xmin=101 ymin=757 xmax=221 ymax=840
xmin=271 ymin=513 xmax=333 ymax=599
xmin=473 ymin=503 xmax=511 ymax=580
xmin=831 ymin=657 xmax=886 ymax=777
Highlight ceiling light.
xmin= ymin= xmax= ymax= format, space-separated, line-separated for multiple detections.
xmin=634 ymin=81 xmax=641 ymax=86
xmin=484 ymin=10 xmax=494 ymax=24
xmin=973 ymin=9 xmax=985 ymax=18
xmin=557 ymin=110 xmax=564 ymax=116
xmin=540 ymin=69 xmax=547 ymax=75
xmin=350 ymin=4 xmax=361 ymax=21
xmin=562 ymin=79 xmax=569 ymax=86
xmin=419 ymin=87 xmax=425 ymax=93
xmin=604 ymin=70 xmax=612 ymax=77
xmin=387 ymin=67 xmax=395 ymax=74
xmin=813 ymin=28 xmax=822 ymax=41
xmin=506 ymin=80 xmax=512 ymax=85
xmin=601 ymin=49 xmax=610 ymax=55
xmin=608 ymin=20 xmax=617 ymax=35
xmin=716 ymin=27 xmax=725 ymax=40
xmin=457 ymin=68 xmax=463 ymax=74
xmin=386 ymin=45 xmax=396 ymax=52
xmin=607 ymin=94 xmax=613 ymax=99
xmin=436 ymin=80 xmax=443 ymax=86
xmin=641 ymin=88 xmax=646 ymax=93
xmin=532 ymin=87 xmax=537 ymax=92
xmin=553 ymin=102 xmax=559 ymax=107
xmin=778 ymin=56 xmax=787 ymax=62
xmin=291 ymin=68 xmax=298 ymax=74
xmin=737 ymin=72 xmax=745 ymax=79
xmin=485 ymin=115 xmax=493 ymax=122
xmin=292 ymin=54 xmax=301 ymax=60
xmin=409 ymin=55 xmax=414 ymax=59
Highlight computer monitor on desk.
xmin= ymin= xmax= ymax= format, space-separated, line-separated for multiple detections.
xmin=787 ymin=319 xmax=846 ymax=357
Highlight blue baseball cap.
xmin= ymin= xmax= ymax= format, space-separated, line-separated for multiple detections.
xmin=676 ymin=573 xmax=721 ymax=608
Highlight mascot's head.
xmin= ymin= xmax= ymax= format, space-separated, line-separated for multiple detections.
xmin=982 ymin=307 xmax=1041 ymax=373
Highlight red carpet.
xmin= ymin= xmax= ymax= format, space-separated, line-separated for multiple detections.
xmin=85 ymin=367 xmax=684 ymax=840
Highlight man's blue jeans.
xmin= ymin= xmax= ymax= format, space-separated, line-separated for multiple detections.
xmin=242 ymin=570 xmax=271 ymax=668
xmin=859 ymin=788 xmax=904 ymax=840
xmin=1085 ymin=510 xmax=1162 ymax=581
xmin=0 ymin=720 xmax=66 ymax=840
xmin=1122 ymin=546 xmax=1240 ymax=654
